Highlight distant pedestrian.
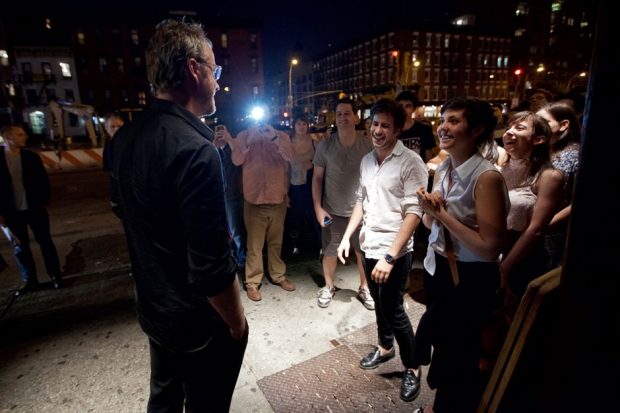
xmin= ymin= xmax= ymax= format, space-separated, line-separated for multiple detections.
xmin=229 ymin=103 xmax=296 ymax=302
xmin=396 ymin=91 xmax=436 ymax=163
xmin=102 ymin=113 xmax=124 ymax=172
xmin=110 ymin=19 xmax=247 ymax=412
xmin=0 ymin=125 xmax=63 ymax=295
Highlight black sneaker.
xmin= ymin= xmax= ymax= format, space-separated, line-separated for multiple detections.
xmin=15 ymin=281 xmax=40 ymax=296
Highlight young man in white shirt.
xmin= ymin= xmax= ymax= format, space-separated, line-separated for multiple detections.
xmin=337 ymin=99 xmax=428 ymax=402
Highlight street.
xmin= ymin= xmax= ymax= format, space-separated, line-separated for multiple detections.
xmin=0 ymin=167 xmax=431 ymax=412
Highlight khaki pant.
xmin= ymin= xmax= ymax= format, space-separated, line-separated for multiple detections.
xmin=243 ymin=200 xmax=287 ymax=288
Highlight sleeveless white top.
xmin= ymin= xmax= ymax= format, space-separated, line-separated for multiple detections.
xmin=424 ymin=151 xmax=510 ymax=275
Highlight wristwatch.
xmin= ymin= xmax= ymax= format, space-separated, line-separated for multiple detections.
xmin=384 ymin=254 xmax=395 ymax=265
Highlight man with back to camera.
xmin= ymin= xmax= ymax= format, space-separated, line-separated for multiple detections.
xmin=227 ymin=102 xmax=296 ymax=301
xmin=313 ymin=98 xmax=375 ymax=310
xmin=110 ymin=19 xmax=247 ymax=412
xmin=396 ymin=91 xmax=436 ymax=163
xmin=337 ymin=99 xmax=428 ymax=402
xmin=0 ymin=125 xmax=63 ymax=295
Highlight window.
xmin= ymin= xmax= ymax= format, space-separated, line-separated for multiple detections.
xmin=59 ymin=62 xmax=72 ymax=79
xmin=465 ymin=70 xmax=470 ymax=82
xmin=5 ymin=81 xmax=15 ymax=96
xmin=22 ymin=62 xmax=33 ymax=75
xmin=466 ymin=37 xmax=472 ymax=49
xmin=434 ymin=52 xmax=440 ymax=66
xmin=99 ymin=57 xmax=108 ymax=73
xmin=131 ymin=30 xmax=139 ymax=45
xmin=69 ymin=114 xmax=78 ymax=127
xmin=221 ymin=33 xmax=228 ymax=48
xmin=120 ymin=88 xmax=128 ymax=104
xmin=516 ymin=2 xmax=529 ymax=15
xmin=85 ymin=89 xmax=94 ymax=105
xmin=116 ymin=57 xmax=124 ymax=73
xmin=426 ymin=33 xmax=432 ymax=47
xmin=412 ymin=32 xmax=419 ymax=47
xmin=444 ymin=36 xmax=450 ymax=48
xmin=0 ymin=50 xmax=8 ymax=66
xmin=251 ymin=58 xmax=258 ymax=73
xmin=411 ymin=68 xmax=418 ymax=83
xmin=252 ymin=84 xmax=259 ymax=97
xmin=77 ymin=28 xmax=85 ymax=45
xmin=425 ymin=52 xmax=431 ymax=65
xmin=46 ymin=88 xmax=56 ymax=101
xmin=65 ymin=89 xmax=74 ymax=102
xmin=465 ymin=54 xmax=471 ymax=65
xmin=424 ymin=68 xmax=430 ymax=82
xmin=424 ymin=86 xmax=430 ymax=100
xmin=134 ymin=57 xmax=142 ymax=73
xmin=104 ymin=88 xmax=112 ymax=106
xmin=250 ymin=32 xmax=257 ymax=49
xmin=435 ymin=34 xmax=442 ymax=48
xmin=433 ymin=68 xmax=439 ymax=83
xmin=45 ymin=18 xmax=51 ymax=29
xmin=138 ymin=91 xmax=146 ymax=105
xmin=94 ymin=29 xmax=104 ymax=46
xmin=80 ymin=57 xmax=89 ymax=74
xmin=112 ymin=29 xmax=121 ymax=45
xmin=42 ymin=63 xmax=52 ymax=80
xmin=433 ymin=86 xmax=439 ymax=100
xmin=515 ymin=28 xmax=526 ymax=36
xmin=222 ymin=57 xmax=230 ymax=74
xmin=27 ymin=89 xmax=37 ymax=105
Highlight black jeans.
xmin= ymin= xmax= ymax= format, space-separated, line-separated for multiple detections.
xmin=414 ymin=254 xmax=500 ymax=413
xmin=4 ymin=209 xmax=61 ymax=283
xmin=147 ymin=321 xmax=249 ymax=413
xmin=363 ymin=252 xmax=417 ymax=369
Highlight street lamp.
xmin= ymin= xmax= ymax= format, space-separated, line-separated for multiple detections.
xmin=522 ymin=65 xmax=545 ymax=100
xmin=567 ymin=72 xmax=587 ymax=91
xmin=287 ymin=58 xmax=298 ymax=118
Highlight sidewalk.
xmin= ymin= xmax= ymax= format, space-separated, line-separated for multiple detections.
xmin=0 ymin=249 xmax=430 ymax=412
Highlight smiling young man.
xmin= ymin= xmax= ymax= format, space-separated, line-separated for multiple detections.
xmin=337 ymin=99 xmax=428 ymax=402
xmin=312 ymin=98 xmax=375 ymax=310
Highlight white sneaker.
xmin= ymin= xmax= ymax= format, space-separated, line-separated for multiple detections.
xmin=317 ymin=286 xmax=336 ymax=308
xmin=358 ymin=286 xmax=375 ymax=310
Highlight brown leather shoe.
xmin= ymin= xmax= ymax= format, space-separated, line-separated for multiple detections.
xmin=247 ymin=287 xmax=262 ymax=301
xmin=278 ymin=278 xmax=296 ymax=291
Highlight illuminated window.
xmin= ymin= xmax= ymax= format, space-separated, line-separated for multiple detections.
xmin=0 ymin=50 xmax=8 ymax=66
xmin=116 ymin=57 xmax=124 ymax=73
xmin=252 ymin=85 xmax=259 ymax=96
xmin=515 ymin=28 xmax=526 ymax=36
xmin=426 ymin=33 xmax=432 ymax=47
xmin=131 ymin=30 xmax=139 ymax=45
xmin=250 ymin=32 xmax=257 ymax=49
xmin=516 ymin=2 xmax=529 ymax=15
xmin=568 ymin=18 xmax=574 ymax=26
xmin=551 ymin=2 xmax=561 ymax=12
xmin=59 ymin=62 xmax=72 ymax=79
xmin=138 ymin=91 xmax=146 ymax=105
xmin=412 ymin=32 xmax=419 ymax=47
xmin=5 ymin=81 xmax=15 ymax=96
xmin=77 ymin=28 xmax=85 ymax=45
xmin=221 ymin=33 xmax=228 ymax=48
xmin=251 ymin=58 xmax=258 ymax=73
xmin=120 ymin=88 xmax=128 ymax=104
xmin=45 ymin=18 xmax=51 ymax=29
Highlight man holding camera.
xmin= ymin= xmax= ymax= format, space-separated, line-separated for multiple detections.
xmin=228 ymin=105 xmax=295 ymax=301
xmin=312 ymin=98 xmax=374 ymax=309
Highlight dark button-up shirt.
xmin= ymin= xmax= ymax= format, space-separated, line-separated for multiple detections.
xmin=111 ymin=98 xmax=236 ymax=352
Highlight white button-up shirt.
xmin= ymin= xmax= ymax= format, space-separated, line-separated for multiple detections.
xmin=356 ymin=140 xmax=428 ymax=259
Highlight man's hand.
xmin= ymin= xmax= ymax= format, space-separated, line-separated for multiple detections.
xmin=371 ymin=257 xmax=394 ymax=283
xmin=229 ymin=319 xmax=247 ymax=341
xmin=337 ymin=239 xmax=350 ymax=265
xmin=315 ymin=207 xmax=332 ymax=227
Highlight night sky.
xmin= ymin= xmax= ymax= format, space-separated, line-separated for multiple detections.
xmin=6 ymin=0 xmax=448 ymax=74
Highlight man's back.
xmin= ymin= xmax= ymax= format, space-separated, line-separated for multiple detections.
xmin=112 ymin=99 xmax=236 ymax=352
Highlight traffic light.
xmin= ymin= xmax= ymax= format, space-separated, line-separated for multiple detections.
xmin=514 ymin=69 xmax=523 ymax=76
xmin=338 ymin=92 xmax=346 ymax=99
xmin=391 ymin=50 xmax=399 ymax=58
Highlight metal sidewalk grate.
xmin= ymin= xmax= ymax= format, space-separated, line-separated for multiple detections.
xmin=258 ymin=296 xmax=436 ymax=412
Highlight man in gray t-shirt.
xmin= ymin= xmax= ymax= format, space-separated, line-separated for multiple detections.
xmin=312 ymin=98 xmax=374 ymax=310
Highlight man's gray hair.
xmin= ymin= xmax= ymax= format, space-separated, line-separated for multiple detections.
xmin=146 ymin=19 xmax=213 ymax=96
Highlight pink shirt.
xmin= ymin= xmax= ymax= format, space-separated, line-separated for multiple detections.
xmin=232 ymin=128 xmax=294 ymax=205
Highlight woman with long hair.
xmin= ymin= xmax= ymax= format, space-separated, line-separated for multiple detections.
xmin=498 ymin=111 xmax=564 ymax=298
xmin=414 ymin=98 xmax=509 ymax=413
xmin=536 ymin=103 xmax=581 ymax=270
xmin=286 ymin=113 xmax=321 ymax=254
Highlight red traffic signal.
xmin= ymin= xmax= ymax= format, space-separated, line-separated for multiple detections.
xmin=514 ymin=69 xmax=523 ymax=76
xmin=391 ymin=50 xmax=399 ymax=58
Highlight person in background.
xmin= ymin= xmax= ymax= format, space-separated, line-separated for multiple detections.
xmin=536 ymin=103 xmax=581 ymax=271
xmin=286 ymin=113 xmax=321 ymax=255
xmin=498 ymin=111 xmax=563 ymax=299
xmin=528 ymin=89 xmax=554 ymax=112
xmin=492 ymin=104 xmax=506 ymax=144
xmin=110 ymin=19 xmax=247 ymax=412
xmin=230 ymin=103 xmax=296 ymax=302
xmin=414 ymin=97 xmax=508 ymax=413
xmin=102 ymin=113 xmax=124 ymax=172
xmin=313 ymin=98 xmax=375 ymax=310
xmin=337 ymin=99 xmax=428 ymax=402
xmin=363 ymin=116 xmax=372 ymax=138
xmin=553 ymin=93 xmax=586 ymax=125
xmin=0 ymin=125 xmax=63 ymax=296
xmin=213 ymin=124 xmax=246 ymax=273
xmin=396 ymin=91 xmax=436 ymax=162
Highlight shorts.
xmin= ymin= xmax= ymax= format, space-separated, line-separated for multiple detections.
xmin=322 ymin=214 xmax=362 ymax=257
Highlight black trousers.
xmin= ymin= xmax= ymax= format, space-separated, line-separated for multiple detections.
xmin=363 ymin=252 xmax=417 ymax=369
xmin=413 ymin=254 xmax=500 ymax=413
xmin=4 ymin=208 xmax=61 ymax=283
xmin=147 ymin=322 xmax=249 ymax=413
